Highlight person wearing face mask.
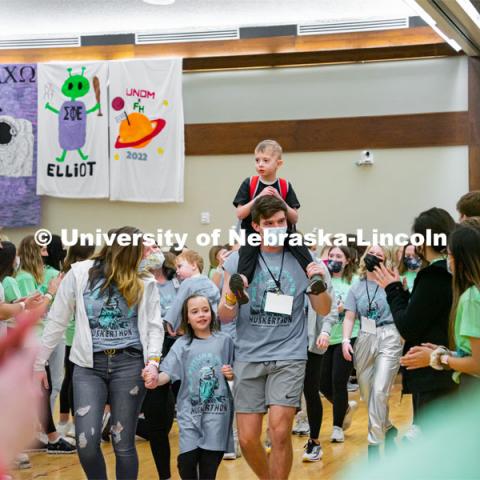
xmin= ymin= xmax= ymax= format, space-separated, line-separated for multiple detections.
xmin=373 ymin=209 xmax=457 ymax=439
xmin=397 ymin=244 xmax=422 ymax=293
xmin=342 ymin=245 xmax=403 ymax=460
xmin=315 ymin=246 xmax=360 ymax=445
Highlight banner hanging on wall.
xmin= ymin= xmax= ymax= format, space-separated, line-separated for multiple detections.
xmin=109 ymin=58 xmax=184 ymax=202
xmin=37 ymin=62 xmax=109 ymax=198
xmin=0 ymin=63 xmax=40 ymax=227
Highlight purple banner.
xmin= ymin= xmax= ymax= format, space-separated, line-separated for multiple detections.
xmin=0 ymin=64 xmax=40 ymax=227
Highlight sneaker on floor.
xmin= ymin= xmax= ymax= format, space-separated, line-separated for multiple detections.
xmin=331 ymin=426 xmax=345 ymax=443
xmin=292 ymin=418 xmax=310 ymax=436
xmin=264 ymin=439 xmax=272 ymax=454
xmin=302 ymin=439 xmax=323 ymax=462
xmin=57 ymin=422 xmax=75 ymax=439
xmin=223 ymin=452 xmax=237 ymax=460
xmin=229 ymin=274 xmax=249 ymax=305
xmin=25 ymin=438 xmax=47 ymax=453
xmin=347 ymin=381 xmax=359 ymax=392
xmin=47 ymin=437 xmax=77 ymax=454
xmin=342 ymin=400 xmax=358 ymax=431
xmin=13 ymin=453 xmax=31 ymax=470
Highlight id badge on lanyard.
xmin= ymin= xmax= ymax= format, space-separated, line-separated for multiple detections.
xmin=265 ymin=291 xmax=294 ymax=315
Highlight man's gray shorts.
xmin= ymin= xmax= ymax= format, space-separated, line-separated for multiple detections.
xmin=233 ymin=360 xmax=307 ymax=413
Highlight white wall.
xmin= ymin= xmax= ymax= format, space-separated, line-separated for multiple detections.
xmin=4 ymin=57 xmax=469 ymax=261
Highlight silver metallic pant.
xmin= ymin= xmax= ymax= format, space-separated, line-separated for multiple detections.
xmin=354 ymin=324 xmax=403 ymax=445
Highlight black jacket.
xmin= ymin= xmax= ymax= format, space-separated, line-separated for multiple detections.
xmin=385 ymin=260 xmax=457 ymax=394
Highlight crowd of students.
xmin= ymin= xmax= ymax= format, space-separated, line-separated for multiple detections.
xmin=0 ymin=140 xmax=480 ymax=480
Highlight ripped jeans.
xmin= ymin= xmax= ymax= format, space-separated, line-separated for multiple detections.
xmin=73 ymin=350 xmax=146 ymax=480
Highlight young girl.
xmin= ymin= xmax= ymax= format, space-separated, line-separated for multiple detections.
xmin=145 ymin=294 xmax=234 ymax=480
xmin=318 ymin=246 xmax=359 ymax=443
xmin=35 ymin=226 xmax=163 ymax=479
xmin=397 ymin=243 xmax=422 ymax=293
xmin=342 ymin=245 xmax=403 ymax=460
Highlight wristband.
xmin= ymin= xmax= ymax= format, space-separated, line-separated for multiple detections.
xmin=147 ymin=360 xmax=160 ymax=370
xmin=18 ymin=301 xmax=26 ymax=311
xmin=225 ymin=292 xmax=237 ymax=306
xmin=320 ymin=332 xmax=330 ymax=336
xmin=45 ymin=292 xmax=54 ymax=302
xmin=430 ymin=346 xmax=449 ymax=370
xmin=342 ymin=338 xmax=351 ymax=344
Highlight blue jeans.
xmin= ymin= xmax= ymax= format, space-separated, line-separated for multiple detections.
xmin=73 ymin=349 xmax=146 ymax=480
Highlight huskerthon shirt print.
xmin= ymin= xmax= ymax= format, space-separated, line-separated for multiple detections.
xmin=83 ymin=281 xmax=140 ymax=351
xmin=188 ymin=352 xmax=228 ymax=415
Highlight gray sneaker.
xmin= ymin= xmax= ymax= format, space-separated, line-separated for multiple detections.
xmin=302 ymin=439 xmax=323 ymax=462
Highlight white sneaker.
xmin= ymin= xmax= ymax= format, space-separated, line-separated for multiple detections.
xmin=292 ymin=418 xmax=310 ymax=436
xmin=57 ymin=422 xmax=75 ymax=439
xmin=347 ymin=381 xmax=359 ymax=392
xmin=403 ymin=424 xmax=422 ymax=443
xmin=223 ymin=452 xmax=237 ymax=460
xmin=13 ymin=453 xmax=31 ymax=470
xmin=331 ymin=426 xmax=345 ymax=443
xmin=342 ymin=400 xmax=358 ymax=431
xmin=302 ymin=440 xmax=323 ymax=462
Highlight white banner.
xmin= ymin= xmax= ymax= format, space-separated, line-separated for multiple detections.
xmin=109 ymin=58 xmax=184 ymax=202
xmin=37 ymin=62 xmax=109 ymax=198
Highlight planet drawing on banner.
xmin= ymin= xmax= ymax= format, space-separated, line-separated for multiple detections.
xmin=112 ymin=96 xmax=166 ymax=149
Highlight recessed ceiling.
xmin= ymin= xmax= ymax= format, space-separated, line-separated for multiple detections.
xmin=0 ymin=0 xmax=416 ymax=37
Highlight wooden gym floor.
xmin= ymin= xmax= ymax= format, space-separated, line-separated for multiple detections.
xmin=13 ymin=385 xmax=412 ymax=480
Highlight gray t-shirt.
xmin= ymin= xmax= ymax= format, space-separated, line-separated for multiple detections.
xmin=165 ymin=275 xmax=220 ymax=331
xmin=344 ymin=278 xmax=394 ymax=326
xmin=156 ymin=280 xmax=179 ymax=320
xmin=224 ymin=250 xmax=309 ymax=362
xmin=161 ymin=332 xmax=234 ymax=453
xmin=83 ymin=280 xmax=141 ymax=352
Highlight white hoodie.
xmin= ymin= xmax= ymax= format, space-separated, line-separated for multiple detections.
xmin=35 ymin=259 xmax=164 ymax=370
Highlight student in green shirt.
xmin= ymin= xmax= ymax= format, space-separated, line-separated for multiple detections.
xmin=401 ymin=219 xmax=480 ymax=390
xmin=0 ymin=241 xmax=23 ymax=309
xmin=319 ymin=245 xmax=360 ymax=443
xmin=397 ymin=243 xmax=422 ymax=293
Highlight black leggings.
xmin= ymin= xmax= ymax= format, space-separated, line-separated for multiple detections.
xmin=177 ymin=448 xmax=223 ymax=480
xmin=59 ymin=345 xmax=75 ymax=415
xmin=303 ymin=351 xmax=324 ymax=440
xmin=41 ymin=365 xmax=56 ymax=435
xmin=140 ymin=384 xmax=175 ymax=480
xmin=319 ymin=341 xmax=355 ymax=427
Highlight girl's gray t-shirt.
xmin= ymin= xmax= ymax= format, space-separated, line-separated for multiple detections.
xmin=161 ymin=332 xmax=234 ymax=453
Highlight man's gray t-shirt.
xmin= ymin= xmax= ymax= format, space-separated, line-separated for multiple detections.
xmin=165 ymin=275 xmax=220 ymax=331
xmin=161 ymin=332 xmax=234 ymax=453
xmin=344 ymin=278 xmax=394 ymax=326
xmin=83 ymin=280 xmax=141 ymax=352
xmin=156 ymin=280 xmax=179 ymax=320
xmin=223 ymin=250 xmax=309 ymax=362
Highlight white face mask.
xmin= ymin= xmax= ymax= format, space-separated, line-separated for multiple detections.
xmin=139 ymin=251 xmax=165 ymax=272
xmin=14 ymin=256 xmax=20 ymax=271
xmin=263 ymin=226 xmax=288 ymax=246
xmin=446 ymin=256 xmax=453 ymax=275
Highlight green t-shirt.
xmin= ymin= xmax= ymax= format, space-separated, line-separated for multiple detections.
xmin=16 ymin=265 xmax=59 ymax=296
xmin=401 ymin=270 xmax=417 ymax=293
xmin=65 ymin=316 xmax=76 ymax=347
xmin=453 ymin=286 xmax=480 ymax=384
xmin=330 ymin=276 xmax=360 ymax=345
xmin=1 ymin=276 xmax=22 ymax=303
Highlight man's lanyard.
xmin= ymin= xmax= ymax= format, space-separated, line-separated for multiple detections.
xmin=365 ymin=280 xmax=379 ymax=315
xmin=259 ymin=249 xmax=285 ymax=293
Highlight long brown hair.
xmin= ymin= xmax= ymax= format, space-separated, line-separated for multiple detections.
xmin=18 ymin=235 xmax=44 ymax=284
xmin=63 ymin=243 xmax=96 ymax=273
xmin=448 ymin=219 xmax=480 ymax=348
xmin=180 ymin=295 xmax=220 ymax=344
xmin=87 ymin=226 xmax=144 ymax=308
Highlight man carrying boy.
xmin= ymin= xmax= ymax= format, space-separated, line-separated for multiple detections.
xmin=165 ymin=250 xmax=220 ymax=332
xmin=219 ymin=195 xmax=332 ymax=480
xmin=230 ymin=139 xmax=325 ymax=304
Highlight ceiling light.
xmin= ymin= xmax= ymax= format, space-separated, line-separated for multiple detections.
xmin=143 ymin=0 xmax=175 ymax=5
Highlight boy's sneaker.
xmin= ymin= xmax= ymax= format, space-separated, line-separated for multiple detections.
xmin=302 ymin=439 xmax=323 ymax=462
xmin=57 ymin=422 xmax=75 ymax=439
xmin=292 ymin=418 xmax=310 ymax=436
xmin=229 ymin=274 xmax=249 ymax=305
xmin=306 ymin=275 xmax=327 ymax=295
xmin=263 ymin=438 xmax=272 ymax=454
xmin=47 ymin=437 xmax=76 ymax=454
xmin=25 ymin=438 xmax=47 ymax=453
xmin=331 ymin=426 xmax=345 ymax=443
xmin=342 ymin=400 xmax=358 ymax=431
xmin=223 ymin=452 xmax=237 ymax=460
xmin=13 ymin=453 xmax=31 ymax=470
xmin=347 ymin=381 xmax=359 ymax=392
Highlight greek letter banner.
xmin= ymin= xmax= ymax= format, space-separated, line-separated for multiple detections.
xmin=0 ymin=64 xmax=40 ymax=227
xmin=109 ymin=58 xmax=184 ymax=202
xmin=37 ymin=62 xmax=109 ymax=198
